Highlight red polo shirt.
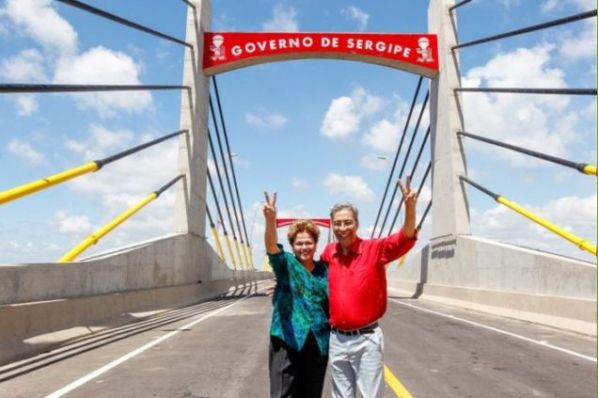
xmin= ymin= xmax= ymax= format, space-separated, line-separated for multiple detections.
xmin=321 ymin=229 xmax=416 ymax=330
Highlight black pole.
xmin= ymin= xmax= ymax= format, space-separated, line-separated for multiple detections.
xmin=449 ymin=0 xmax=473 ymax=12
xmin=206 ymin=169 xmax=228 ymax=235
xmin=56 ymin=0 xmax=193 ymax=48
xmin=213 ymin=77 xmax=251 ymax=246
xmin=0 ymin=84 xmax=188 ymax=94
xmin=208 ymin=130 xmax=238 ymax=242
xmin=387 ymin=162 xmax=432 ymax=235
xmin=417 ymin=201 xmax=432 ymax=231
xmin=458 ymin=131 xmax=590 ymax=173
xmin=378 ymin=91 xmax=429 ymax=238
xmin=96 ymin=130 xmax=187 ymax=168
xmin=209 ymin=95 xmax=245 ymax=247
xmin=454 ymin=10 xmax=597 ymax=49
xmin=371 ymin=76 xmax=423 ymax=237
xmin=459 ymin=176 xmax=500 ymax=200
xmin=456 ymin=87 xmax=596 ymax=96
xmin=154 ymin=175 xmax=184 ymax=197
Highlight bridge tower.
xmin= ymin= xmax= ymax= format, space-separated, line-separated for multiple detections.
xmin=428 ymin=0 xmax=471 ymax=239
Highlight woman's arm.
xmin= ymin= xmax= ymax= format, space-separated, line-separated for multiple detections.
xmin=263 ymin=191 xmax=279 ymax=254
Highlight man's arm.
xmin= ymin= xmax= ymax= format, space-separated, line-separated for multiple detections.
xmin=263 ymin=191 xmax=279 ymax=254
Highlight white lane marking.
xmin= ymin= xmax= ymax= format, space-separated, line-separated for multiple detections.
xmin=46 ymin=291 xmax=261 ymax=398
xmin=389 ymin=299 xmax=596 ymax=363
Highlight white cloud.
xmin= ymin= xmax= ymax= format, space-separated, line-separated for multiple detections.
xmin=321 ymin=87 xmax=383 ymax=139
xmin=320 ymin=96 xmax=360 ymax=139
xmin=64 ymin=135 xmax=179 ymax=251
xmin=558 ymin=19 xmax=597 ymax=60
xmin=54 ymin=210 xmax=92 ymax=235
xmin=2 ymin=0 xmax=77 ymax=53
xmin=7 ymin=138 xmax=44 ymax=164
xmin=462 ymin=44 xmax=580 ymax=163
xmin=471 ymin=194 xmax=596 ymax=261
xmin=362 ymin=119 xmax=400 ymax=153
xmin=245 ymin=109 xmax=288 ymax=129
xmin=53 ymin=46 xmax=153 ymax=117
xmin=542 ymin=0 xmax=595 ymax=11
xmin=342 ymin=6 xmax=370 ymax=32
xmin=291 ymin=179 xmax=308 ymax=190
xmin=0 ymin=48 xmax=46 ymax=82
xmin=16 ymin=94 xmax=39 ymax=116
xmin=262 ymin=4 xmax=299 ymax=32
xmin=323 ymin=173 xmax=374 ymax=203
xmin=360 ymin=155 xmax=388 ymax=171
xmin=65 ymin=124 xmax=134 ymax=159
xmin=278 ymin=204 xmax=312 ymax=219
xmin=540 ymin=0 xmax=597 ymax=59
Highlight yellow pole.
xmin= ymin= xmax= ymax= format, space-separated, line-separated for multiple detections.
xmin=210 ymin=226 xmax=225 ymax=261
xmin=223 ymin=233 xmax=237 ymax=271
xmin=583 ymin=164 xmax=597 ymax=176
xmin=246 ymin=244 xmax=254 ymax=271
xmin=0 ymin=161 xmax=98 ymax=205
xmin=234 ymin=239 xmax=244 ymax=270
xmin=262 ymin=255 xmax=272 ymax=272
xmin=59 ymin=192 xmax=157 ymax=262
xmin=497 ymin=196 xmax=597 ymax=256
xmin=240 ymin=242 xmax=250 ymax=271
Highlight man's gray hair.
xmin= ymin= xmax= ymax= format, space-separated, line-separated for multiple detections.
xmin=330 ymin=202 xmax=359 ymax=223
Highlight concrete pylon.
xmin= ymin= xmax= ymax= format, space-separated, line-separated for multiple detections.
xmin=428 ymin=0 xmax=471 ymax=239
xmin=175 ymin=0 xmax=211 ymax=237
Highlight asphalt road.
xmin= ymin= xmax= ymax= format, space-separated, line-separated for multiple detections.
xmin=0 ymin=284 xmax=594 ymax=398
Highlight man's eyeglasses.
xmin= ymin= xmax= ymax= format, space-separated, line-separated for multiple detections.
xmin=332 ymin=220 xmax=355 ymax=227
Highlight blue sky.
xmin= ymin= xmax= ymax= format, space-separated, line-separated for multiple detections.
xmin=0 ymin=0 xmax=595 ymax=266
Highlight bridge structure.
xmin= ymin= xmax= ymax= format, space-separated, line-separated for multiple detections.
xmin=0 ymin=0 xmax=596 ymax=397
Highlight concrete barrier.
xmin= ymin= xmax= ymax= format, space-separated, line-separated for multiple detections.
xmin=387 ymin=235 xmax=596 ymax=336
xmin=0 ymin=233 xmax=272 ymax=365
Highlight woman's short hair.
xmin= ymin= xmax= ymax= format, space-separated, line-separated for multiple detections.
xmin=330 ymin=202 xmax=359 ymax=224
xmin=287 ymin=219 xmax=320 ymax=245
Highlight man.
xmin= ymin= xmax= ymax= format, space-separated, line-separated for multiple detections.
xmin=321 ymin=178 xmax=418 ymax=398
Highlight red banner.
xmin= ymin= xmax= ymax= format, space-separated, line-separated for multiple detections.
xmin=276 ymin=218 xmax=331 ymax=229
xmin=203 ymin=32 xmax=439 ymax=78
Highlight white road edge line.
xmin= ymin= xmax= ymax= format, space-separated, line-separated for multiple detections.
xmin=46 ymin=289 xmax=263 ymax=398
xmin=389 ymin=299 xmax=596 ymax=363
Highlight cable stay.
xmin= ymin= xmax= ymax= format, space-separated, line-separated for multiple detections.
xmin=459 ymin=131 xmax=596 ymax=176
xmin=206 ymin=168 xmax=237 ymax=270
xmin=0 ymin=84 xmax=188 ymax=94
xmin=372 ymin=76 xmax=424 ymax=237
xmin=460 ymin=176 xmax=596 ymax=256
xmin=378 ymin=92 xmax=429 ymax=238
xmin=213 ymin=77 xmax=253 ymax=269
xmin=56 ymin=0 xmax=193 ymax=48
xmin=59 ymin=175 xmax=184 ymax=262
xmin=0 ymin=130 xmax=187 ymax=205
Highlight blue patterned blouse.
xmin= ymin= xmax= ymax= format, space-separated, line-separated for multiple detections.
xmin=269 ymin=245 xmax=329 ymax=356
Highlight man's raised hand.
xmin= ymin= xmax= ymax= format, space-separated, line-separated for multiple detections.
xmin=398 ymin=176 xmax=418 ymax=209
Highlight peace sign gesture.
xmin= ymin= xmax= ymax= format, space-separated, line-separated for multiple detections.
xmin=398 ymin=176 xmax=418 ymax=210
xmin=397 ymin=176 xmax=417 ymax=238
xmin=263 ymin=191 xmax=277 ymax=222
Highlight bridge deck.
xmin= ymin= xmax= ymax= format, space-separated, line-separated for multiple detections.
xmin=0 ymin=283 xmax=595 ymax=398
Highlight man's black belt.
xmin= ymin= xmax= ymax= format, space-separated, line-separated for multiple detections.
xmin=331 ymin=322 xmax=379 ymax=336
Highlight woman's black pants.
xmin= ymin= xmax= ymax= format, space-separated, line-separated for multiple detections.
xmin=269 ymin=332 xmax=328 ymax=398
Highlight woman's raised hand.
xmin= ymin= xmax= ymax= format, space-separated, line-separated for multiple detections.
xmin=263 ymin=191 xmax=277 ymax=222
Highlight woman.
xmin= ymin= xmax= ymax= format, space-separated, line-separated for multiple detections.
xmin=263 ymin=191 xmax=329 ymax=398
